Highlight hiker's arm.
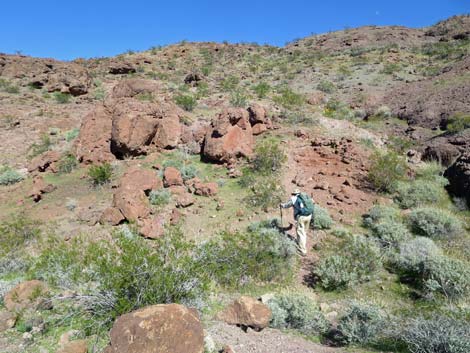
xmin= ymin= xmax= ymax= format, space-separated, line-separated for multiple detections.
xmin=280 ymin=199 xmax=293 ymax=208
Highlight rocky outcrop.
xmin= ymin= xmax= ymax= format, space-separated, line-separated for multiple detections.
xmin=108 ymin=62 xmax=136 ymax=75
xmin=247 ymin=103 xmax=272 ymax=135
xmin=99 ymin=207 xmax=125 ymax=225
xmin=217 ymin=296 xmax=271 ymax=331
xmin=0 ymin=54 xmax=91 ymax=96
xmin=181 ymin=120 xmax=210 ymax=154
xmin=203 ymin=108 xmax=254 ymax=163
xmin=104 ymin=304 xmax=204 ymax=353
xmin=444 ymin=152 xmax=470 ymax=206
xmin=28 ymin=150 xmax=61 ymax=173
xmin=3 ymin=280 xmax=49 ymax=312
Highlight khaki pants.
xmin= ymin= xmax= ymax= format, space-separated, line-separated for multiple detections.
xmin=296 ymin=214 xmax=312 ymax=255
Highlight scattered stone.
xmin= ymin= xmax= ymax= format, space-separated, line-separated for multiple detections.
xmin=0 ymin=311 xmax=16 ymax=331
xmin=217 ymin=296 xmax=271 ymax=331
xmin=99 ymin=207 xmax=125 ymax=225
xmin=104 ymin=304 xmax=204 ymax=353
xmin=4 ymin=280 xmax=49 ymax=312
xmin=139 ymin=215 xmax=166 ymax=239
xmin=29 ymin=175 xmax=56 ymax=202
xmin=194 ymin=181 xmax=218 ymax=197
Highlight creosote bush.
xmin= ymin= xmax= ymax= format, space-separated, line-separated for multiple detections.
xmin=57 ymin=154 xmax=78 ymax=174
xmin=400 ymin=315 xmax=470 ymax=353
xmin=394 ymin=180 xmax=445 ymax=209
xmin=267 ymin=293 xmax=330 ymax=335
xmin=53 ymin=92 xmax=71 ymax=104
xmin=312 ymin=204 xmax=333 ymax=230
xmin=368 ymin=150 xmax=407 ymax=193
xmin=174 ymin=94 xmax=197 ymax=111
xmin=314 ymin=235 xmax=381 ymax=290
xmin=408 ymin=207 xmax=463 ymax=239
xmin=0 ymin=167 xmax=23 ymax=185
xmin=148 ymin=189 xmax=171 ymax=206
xmin=88 ymin=163 xmax=112 ymax=186
xmin=334 ymin=302 xmax=385 ymax=345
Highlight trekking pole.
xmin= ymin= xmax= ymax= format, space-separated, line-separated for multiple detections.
xmin=279 ymin=204 xmax=283 ymax=228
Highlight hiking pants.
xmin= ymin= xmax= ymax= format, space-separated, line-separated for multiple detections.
xmin=296 ymin=214 xmax=312 ymax=255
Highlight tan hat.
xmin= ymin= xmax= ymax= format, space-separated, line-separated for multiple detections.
xmin=291 ymin=188 xmax=300 ymax=195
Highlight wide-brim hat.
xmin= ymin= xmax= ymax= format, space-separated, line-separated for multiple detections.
xmin=291 ymin=188 xmax=300 ymax=195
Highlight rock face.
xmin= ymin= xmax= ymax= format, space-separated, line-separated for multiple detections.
xmin=444 ymin=152 xmax=470 ymax=206
xmin=3 ymin=280 xmax=48 ymax=312
xmin=203 ymin=108 xmax=254 ymax=163
xmin=74 ymin=79 xmax=183 ymax=162
xmin=112 ymin=167 xmax=161 ymax=222
xmin=217 ymin=296 xmax=271 ymax=331
xmin=0 ymin=54 xmax=91 ymax=96
xmin=104 ymin=304 xmax=204 ymax=353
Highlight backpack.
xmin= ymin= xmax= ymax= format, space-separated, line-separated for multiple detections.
xmin=297 ymin=192 xmax=314 ymax=216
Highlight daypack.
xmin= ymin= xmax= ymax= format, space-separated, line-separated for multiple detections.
xmin=297 ymin=192 xmax=314 ymax=216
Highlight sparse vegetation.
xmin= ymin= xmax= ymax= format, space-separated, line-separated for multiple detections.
xmin=53 ymin=92 xmax=71 ymax=104
xmin=368 ymin=150 xmax=407 ymax=193
xmin=57 ymin=153 xmax=78 ymax=174
xmin=148 ymin=189 xmax=171 ymax=206
xmin=317 ymin=80 xmax=336 ymax=93
xmin=252 ymin=82 xmax=270 ymax=98
xmin=88 ymin=163 xmax=112 ymax=185
xmin=408 ymin=207 xmax=463 ymax=239
xmin=0 ymin=167 xmax=23 ymax=185
xmin=174 ymin=94 xmax=197 ymax=111
xmin=446 ymin=112 xmax=470 ymax=133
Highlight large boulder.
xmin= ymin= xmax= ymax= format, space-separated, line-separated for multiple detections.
xmin=104 ymin=304 xmax=204 ymax=353
xmin=163 ymin=167 xmax=183 ymax=187
xmin=3 ymin=280 xmax=49 ymax=312
xmin=110 ymin=78 xmax=160 ymax=99
xmin=74 ymin=105 xmax=115 ymax=164
xmin=56 ymin=340 xmax=88 ymax=353
xmin=203 ymin=108 xmax=254 ymax=163
xmin=181 ymin=120 xmax=210 ymax=154
xmin=217 ymin=296 xmax=271 ymax=331
xmin=444 ymin=151 xmax=470 ymax=206
xmin=113 ymin=167 xmax=162 ymax=222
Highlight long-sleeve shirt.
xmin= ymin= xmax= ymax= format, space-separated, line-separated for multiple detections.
xmin=281 ymin=195 xmax=305 ymax=219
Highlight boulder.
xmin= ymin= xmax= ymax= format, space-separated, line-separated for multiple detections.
xmin=29 ymin=175 xmax=56 ymax=202
xmin=194 ymin=182 xmax=218 ymax=197
xmin=104 ymin=304 xmax=204 ymax=353
xmin=111 ymin=79 xmax=160 ymax=99
xmin=74 ymin=105 xmax=115 ymax=164
xmin=217 ymin=296 xmax=271 ymax=331
xmin=203 ymin=108 xmax=254 ymax=163
xmin=164 ymin=167 xmax=183 ymax=187
xmin=181 ymin=120 xmax=210 ymax=154
xmin=444 ymin=152 xmax=470 ymax=206
xmin=99 ymin=207 xmax=125 ymax=225
xmin=4 ymin=280 xmax=49 ymax=312
xmin=247 ymin=103 xmax=271 ymax=128
xmin=109 ymin=62 xmax=136 ymax=75
xmin=184 ymin=73 xmax=202 ymax=86
xmin=56 ymin=340 xmax=88 ymax=353
xmin=0 ymin=310 xmax=16 ymax=332
xmin=306 ymin=91 xmax=326 ymax=105
xmin=422 ymin=141 xmax=460 ymax=167
xmin=252 ymin=123 xmax=267 ymax=136
xmin=28 ymin=150 xmax=61 ymax=173
xmin=140 ymin=215 xmax=166 ymax=239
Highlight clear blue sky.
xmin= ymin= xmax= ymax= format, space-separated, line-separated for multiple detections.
xmin=1 ymin=1 xmax=468 ymax=60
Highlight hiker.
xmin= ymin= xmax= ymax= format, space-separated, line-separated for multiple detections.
xmin=280 ymin=189 xmax=314 ymax=256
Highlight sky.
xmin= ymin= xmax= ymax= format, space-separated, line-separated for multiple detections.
xmin=0 ymin=1 xmax=468 ymax=60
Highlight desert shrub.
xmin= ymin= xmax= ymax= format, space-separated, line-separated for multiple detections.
xmin=252 ymin=82 xmax=270 ymax=98
xmin=148 ymin=189 xmax=171 ymax=206
xmin=408 ymin=207 xmax=463 ymax=239
xmin=267 ymin=293 xmax=330 ymax=335
xmin=221 ymin=75 xmax=239 ymax=91
xmin=314 ymin=236 xmax=381 ymax=290
xmin=400 ymin=315 xmax=470 ymax=353
xmin=394 ymin=180 xmax=445 ymax=209
xmin=392 ymin=237 xmax=442 ymax=275
xmin=369 ymin=219 xmax=411 ymax=248
xmin=0 ymin=167 xmax=23 ymax=185
xmin=57 ymin=154 xmax=78 ymax=174
xmin=202 ymin=221 xmax=297 ymax=286
xmin=317 ymin=80 xmax=336 ymax=93
xmin=229 ymin=89 xmax=247 ymax=108
xmin=64 ymin=128 xmax=80 ymax=142
xmin=381 ymin=63 xmax=401 ymax=74
xmin=162 ymin=157 xmax=199 ymax=181
xmin=368 ymin=150 xmax=407 ymax=193
xmin=0 ymin=214 xmax=40 ymax=274
xmin=88 ymin=163 xmax=112 ymax=186
xmin=53 ymin=92 xmax=71 ymax=104
xmin=312 ymin=204 xmax=333 ymax=230
xmin=363 ymin=205 xmax=401 ymax=227
xmin=274 ymin=87 xmax=304 ymax=108
xmin=250 ymin=138 xmax=286 ymax=176
xmin=242 ymin=175 xmax=285 ymax=211
xmin=174 ymin=94 xmax=197 ymax=111
xmin=334 ymin=302 xmax=385 ymax=345
xmin=28 ymin=133 xmax=52 ymax=158
xmin=446 ymin=113 xmax=470 ymax=133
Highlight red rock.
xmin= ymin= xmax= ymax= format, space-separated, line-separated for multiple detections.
xmin=0 ymin=311 xmax=16 ymax=332
xmin=29 ymin=175 xmax=56 ymax=202
xmin=139 ymin=215 xmax=166 ymax=239
xmin=170 ymin=209 xmax=182 ymax=225
xmin=100 ymin=207 xmax=125 ymax=225
xmin=252 ymin=123 xmax=267 ymax=135
xmin=104 ymin=304 xmax=204 ymax=353
xmin=163 ymin=167 xmax=183 ymax=187
xmin=4 ymin=280 xmax=49 ymax=312
xmin=194 ymin=182 xmax=218 ymax=197
xmin=109 ymin=62 xmax=136 ymax=75
xmin=247 ymin=103 xmax=271 ymax=128
xmin=56 ymin=340 xmax=88 ymax=353
xmin=111 ymin=79 xmax=160 ymax=99
xmin=28 ymin=150 xmax=61 ymax=173
xmin=217 ymin=296 xmax=271 ymax=331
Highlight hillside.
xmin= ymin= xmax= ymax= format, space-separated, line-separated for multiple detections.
xmin=0 ymin=15 xmax=469 ymax=353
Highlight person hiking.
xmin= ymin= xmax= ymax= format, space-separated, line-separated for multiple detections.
xmin=280 ymin=189 xmax=314 ymax=256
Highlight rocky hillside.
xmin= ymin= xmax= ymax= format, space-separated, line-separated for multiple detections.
xmin=0 ymin=15 xmax=469 ymax=353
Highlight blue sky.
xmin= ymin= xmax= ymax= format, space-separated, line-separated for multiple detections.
xmin=1 ymin=1 xmax=468 ymax=60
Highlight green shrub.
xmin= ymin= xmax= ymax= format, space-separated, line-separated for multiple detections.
xmin=221 ymin=75 xmax=239 ymax=91
xmin=28 ymin=134 xmax=52 ymax=158
xmin=334 ymin=302 xmax=385 ymax=345
xmin=363 ymin=205 xmax=401 ymax=227
xmin=174 ymin=94 xmax=197 ymax=111
xmin=65 ymin=128 xmax=80 ymax=142
xmin=317 ymin=80 xmax=336 ymax=93
xmin=88 ymin=163 xmax=112 ymax=186
xmin=274 ymin=87 xmax=304 ymax=108
xmin=368 ymin=150 xmax=407 ymax=193
xmin=0 ymin=79 xmax=20 ymax=94
xmin=381 ymin=63 xmax=401 ymax=74
xmin=314 ymin=236 xmax=381 ymax=290
xmin=242 ymin=175 xmax=285 ymax=211
xmin=162 ymin=157 xmax=199 ymax=181
xmin=252 ymin=82 xmax=270 ymax=98
xmin=57 ymin=154 xmax=78 ymax=174
xmin=53 ymin=92 xmax=71 ymax=104
xmin=250 ymin=138 xmax=286 ymax=176
xmin=267 ymin=293 xmax=330 ymax=335
xmin=394 ymin=180 xmax=445 ymax=209
xmin=446 ymin=113 xmax=470 ymax=133
xmin=323 ymin=99 xmax=355 ymax=120
xmin=148 ymin=189 xmax=171 ymax=206
xmin=312 ymin=205 xmax=333 ymax=230
xmin=415 ymin=161 xmax=447 ymax=186
xmin=400 ymin=315 xmax=470 ymax=353
xmin=0 ymin=167 xmax=23 ymax=185
xmin=369 ymin=219 xmax=411 ymax=248
xmin=393 ymin=237 xmax=442 ymax=276
xmin=229 ymin=90 xmax=247 ymax=108
xmin=408 ymin=207 xmax=463 ymax=239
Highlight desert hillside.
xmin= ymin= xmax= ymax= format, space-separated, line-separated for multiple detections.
xmin=0 ymin=15 xmax=469 ymax=353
